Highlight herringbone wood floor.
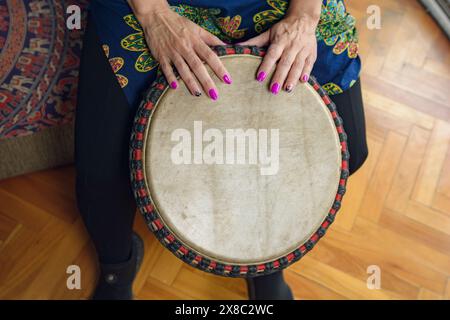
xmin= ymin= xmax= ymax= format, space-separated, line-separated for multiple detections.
xmin=1 ymin=0 xmax=449 ymax=299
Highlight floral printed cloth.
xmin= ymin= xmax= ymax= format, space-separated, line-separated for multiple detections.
xmin=90 ymin=0 xmax=361 ymax=109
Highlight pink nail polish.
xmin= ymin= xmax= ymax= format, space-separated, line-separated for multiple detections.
xmin=257 ymin=71 xmax=266 ymax=82
xmin=223 ymin=74 xmax=232 ymax=84
xmin=170 ymin=81 xmax=178 ymax=89
xmin=208 ymin=88 xmax=218 ymax=101
xmin=302 ymin=74 xmax=309 ymax=82
xmin=271 ymin=82 xmax=280 ymax=95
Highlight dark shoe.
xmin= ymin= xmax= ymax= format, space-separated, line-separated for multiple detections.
xmin=92 ymin=232 xmax=144 ymax=300
xmin=246 ymin=271 xmax=294 ymax=300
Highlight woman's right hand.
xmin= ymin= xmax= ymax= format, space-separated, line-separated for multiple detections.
xmin=132 ymin=5 xmax=232 ymax=100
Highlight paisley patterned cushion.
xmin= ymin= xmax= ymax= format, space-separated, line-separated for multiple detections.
xmin=0 ymin=0 xmax=89 ymax=140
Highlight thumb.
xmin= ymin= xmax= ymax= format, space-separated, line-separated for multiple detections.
xmin=199 ymin=28 xmax=226 ymax=46
xmin=237 ymin=31 xmax=270 ymax=46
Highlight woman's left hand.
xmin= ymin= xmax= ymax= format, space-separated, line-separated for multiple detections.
xmin=239 ymin=14 xmax=319 ymax=94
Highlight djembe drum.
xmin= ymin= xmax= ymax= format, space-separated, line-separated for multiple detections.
xmin=130 ymin=46 xmax=349 ymax=278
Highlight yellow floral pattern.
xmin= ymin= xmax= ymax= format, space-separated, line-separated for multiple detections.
xmin=253 ymin=0 xmax=288 ymax=33
xmin=102 ymin=44 xmax=128 ymax=88
xmin=120 ymin=15 xmax=158 ymax=73
xmin=323 ymin=82 xmax=343 ymax=95
xmin=217 ymin=15 xmax=246 ymax=39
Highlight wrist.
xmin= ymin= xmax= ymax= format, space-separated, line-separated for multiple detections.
xmin=283 ymin=14 xmax=319 ymax=35
xmin=128 ymin=0 xmax=171 ymax=22
xmin=286 ymin=11 xmax=320 ymax=27
xmin=286 ymin=0 xmax=321 ymax=27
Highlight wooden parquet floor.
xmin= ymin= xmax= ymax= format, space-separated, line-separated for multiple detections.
xmin=0 ymin=0 xmax=449 ymax=299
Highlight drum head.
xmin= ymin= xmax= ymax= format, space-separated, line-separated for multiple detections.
xmin=130 ymin=46 xmax=349 ymax=277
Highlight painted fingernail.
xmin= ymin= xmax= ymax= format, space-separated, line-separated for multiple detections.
xmin=194 ymin=90 xmax=202 ymax=97
xmin=208 ymin=88 xmax=218 ymax=101
xmin=257 ymin=71 xmax=266 ymax=82
xmin=223 ymin=74 xmax=232 ymax=84
xmin=286 ymin=84 xmax=293 ymax=93
xmin=170 ymin=81 xmax=178 ymax=89
xmin=302 ymin=74 xmax=309 ymax=82
xmin=271 ymin=82 xmax=280 ymax=95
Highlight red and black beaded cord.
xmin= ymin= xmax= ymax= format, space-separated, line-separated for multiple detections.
xmin=129 ymin=45 xmax=350 ymax=278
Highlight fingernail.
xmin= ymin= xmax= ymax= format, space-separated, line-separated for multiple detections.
xmin=271 ymin=82 xmax=280 ymax=95
xmin=208 ymin=88 xmax=218 ymax=101
xmin=194 ymin=91 xmax=202 ymax=97
xmin=302 ymin=74 xmax=309 ymax=82
xmin=170 ymin=81 xmax=178 ymax=89
xmin=257 ymin=71 xmax=266 ymax=82
xmin=286 ymin=84 xmax=293 ymax=93
xmin=223 ymin=74 xmax=232 ymax=84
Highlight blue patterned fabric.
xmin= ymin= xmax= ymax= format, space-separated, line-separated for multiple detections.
xmin=90 ymin=0 xmax=361 ymax=109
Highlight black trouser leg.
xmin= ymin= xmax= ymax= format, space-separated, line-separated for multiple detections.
xmin=247 ymin=271 xmax=293 ymax=300
xmin=75 ymin=16 xmax=137 ymax=265
xmin=332 ymin=78 xmax=369 ymax=175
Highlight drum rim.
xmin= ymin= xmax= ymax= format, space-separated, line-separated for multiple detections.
xmin=130 ymin=45 xmax=350 ymax=278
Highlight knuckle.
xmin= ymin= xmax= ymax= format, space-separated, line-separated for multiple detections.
xmin=159 ymin=61 xmax=171 ymax=71
xmin=192 ymin=59 xmax=204 ymax=71
xmin=267 ymin=46 xmax=282 ymax=58
xmin=297 ymin=57 xmax=308 ymax=67
xmin=299 ymin=50 xmax=309 ymax=60
xmin=266 ymin=51 xmax=279 ymax=60
xmin=278 ymin=57 xmax=291 ymax=68
xmin=305 ymin=56 xmax=316 ymax=68
xmin=293 ymin=57 xmax=304 ymax=68
xmin=151 ymin=49 xmax=162 ymax=60
xmin=183 ymin=53 xmax=196 ymax=65
xmin=204 ymin=50 xmax=216 ymax=62
xmin=174 ymin=57 xmax=185 ymax=68
xmin=176 ymin=63 xmax=189 ymax=75
xmin=185 ymin=78 xmax=197 ymax=89
xmin=292 ymin=59 xmax=302 ymax=69
xmin=177 ymin=42 xmax=190 ymax=54
xmin=288 ymin=75 xmax=297 ymax=83
xmin=179 ymin=28 xmax=192 ymax=41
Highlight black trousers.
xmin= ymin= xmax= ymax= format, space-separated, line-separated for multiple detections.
xmin=75 ymin=19 xmax=369 ymax=265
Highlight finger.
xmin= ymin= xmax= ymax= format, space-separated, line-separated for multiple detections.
xmin=184 ymin=52 xmax=218 ymax=101
xmin=172 ymin=53 xmax=202 ymax=97
xmin=196 ymin=42 xmax=232 ymax=85
xmin=199 ymin=28 xmax=226 ymax=46
xmin=159 ymin=57 xmax=178 ymax=89
xmin=269 ymin=49 xmax=297 ymax=95
xmin=284 ymin=52 xmax=307 ymax=93
xmin=237 ymin=31 xmax=270 ymax=46
xmin=300 ymin=53 xmax=316 ymax=83
xmin=256 ymin=43 xmax=283 ymax=83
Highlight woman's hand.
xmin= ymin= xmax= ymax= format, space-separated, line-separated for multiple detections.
xmin=131 ymin=3 xmax=232 ymax=100
xmin=239 ymin=3 xmax=320 ymax=94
